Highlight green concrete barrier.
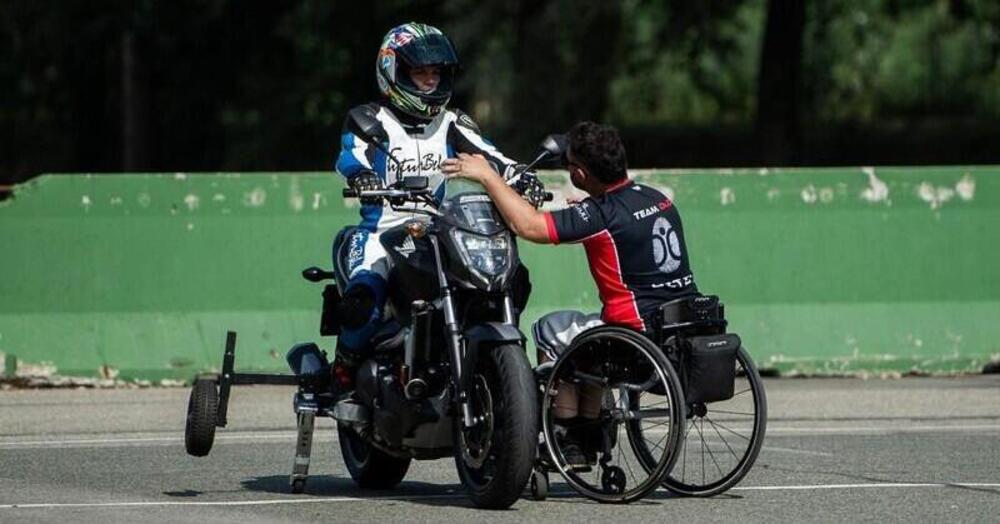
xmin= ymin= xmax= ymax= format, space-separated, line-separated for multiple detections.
xmin=1 ymin=167 xmax=998 ymax=381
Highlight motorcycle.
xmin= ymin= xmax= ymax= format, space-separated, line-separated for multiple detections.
xmin=305 ymin=107 xmax=559 ymax=508
xmin=184 ymin=107 xmax=561 ymax=509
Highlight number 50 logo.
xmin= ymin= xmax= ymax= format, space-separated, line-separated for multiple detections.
xmin=651 ymin=217 xmax=682 ymax=273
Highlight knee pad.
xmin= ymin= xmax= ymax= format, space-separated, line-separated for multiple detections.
xmin=337 ymin=285 xmax=377 ymax=329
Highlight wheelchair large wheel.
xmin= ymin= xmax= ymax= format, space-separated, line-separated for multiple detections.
xmin=627 ymin=346 xmax=767 ymax=496
xmin=541 ymin=327 xmax=685 ymax=503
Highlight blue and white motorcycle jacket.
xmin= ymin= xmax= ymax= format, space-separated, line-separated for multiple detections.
xmin=335 ymin=102 xmax=520 ymax=231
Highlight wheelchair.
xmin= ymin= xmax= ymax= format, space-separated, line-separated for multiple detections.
xmin=528 ymin=295 xmax=767 ymax=502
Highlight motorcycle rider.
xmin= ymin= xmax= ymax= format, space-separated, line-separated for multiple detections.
xmin=443 ymin=121 xmax=699 ymax=467
xmin=332 ymin=22 xmax=523 ymax=393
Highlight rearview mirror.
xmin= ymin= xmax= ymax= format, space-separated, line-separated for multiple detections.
xmin=540 ymin=134 xmax=568 ymax=159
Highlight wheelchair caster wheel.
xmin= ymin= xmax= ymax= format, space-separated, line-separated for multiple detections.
xmin=601 ymin=466 xmax=626 ymax=495
xmin=530 ymin=470 xmax=549 ymax=501
xmin=291 ymin=478 xmax=306 ymax=494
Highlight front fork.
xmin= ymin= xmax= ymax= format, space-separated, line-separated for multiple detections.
xmin=429 ymin=236 xmax=476 ymax=428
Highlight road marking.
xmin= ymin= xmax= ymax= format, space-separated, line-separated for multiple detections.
xmin=732 ymin=482 xmax=1000 ymax=491
xmin=2 ymin=483 xmax=999 ymax=509
xmin=761 ymin=445 xmax=834 ymax=456
xmin=766 ymin=424 xmax=1000 ymax=435
xmin=0 ymin=494 xmax=467 ymax=510
xmin=1 ymin=423 xmax=997 ymax=450
xmin=0 ymin=432 xmax=300 ymax=449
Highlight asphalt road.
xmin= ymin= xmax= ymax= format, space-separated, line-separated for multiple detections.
xmin=2 ymin=376 xmax=998 ymax=523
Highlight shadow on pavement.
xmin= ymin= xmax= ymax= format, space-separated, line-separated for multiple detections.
xmin=239 ymin=475 xmax=504 ymax=509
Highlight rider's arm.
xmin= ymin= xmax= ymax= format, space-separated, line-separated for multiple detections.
xmin=447 ymin=110 xmax=522 ymax=180
xmin=335 ymin=130 xmax=376 ymax=180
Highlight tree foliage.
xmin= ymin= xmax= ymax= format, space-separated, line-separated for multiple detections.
xmin=2 ymin=0 xmax=999 ymax=182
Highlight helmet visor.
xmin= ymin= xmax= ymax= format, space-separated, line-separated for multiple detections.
xmin=396 ymin=33 xmax=458 ymax=68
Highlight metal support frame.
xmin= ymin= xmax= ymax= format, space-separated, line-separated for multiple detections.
xmin=215 ymin=331 xmax=301 ymax=429
xmin=290 ymin=411 xmax=316 ymax=493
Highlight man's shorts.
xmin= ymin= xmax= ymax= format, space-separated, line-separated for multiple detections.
xmin=532 ymin=310 xmax=604 ymax=362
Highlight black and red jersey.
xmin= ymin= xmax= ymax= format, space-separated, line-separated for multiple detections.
xmin=543 ymin=180 xmax=698 ymax=331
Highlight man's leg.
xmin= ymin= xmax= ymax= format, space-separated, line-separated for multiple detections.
xmin=533 ymin=311 xmax=604 ymax=467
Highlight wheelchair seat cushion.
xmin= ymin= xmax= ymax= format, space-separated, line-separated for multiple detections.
xmin=532 ymin=310 xmax=604 ymax=362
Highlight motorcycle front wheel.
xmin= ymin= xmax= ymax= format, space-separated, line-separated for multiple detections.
xmin=454 ymin=343 xmax=538 ymax=509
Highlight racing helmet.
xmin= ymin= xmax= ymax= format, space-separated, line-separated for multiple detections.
xmin=375 ymin=23 xmax=459 ymax=119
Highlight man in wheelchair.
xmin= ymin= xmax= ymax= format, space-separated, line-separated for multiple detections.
xmin=444 ymin=121 xmax=699 ymax=468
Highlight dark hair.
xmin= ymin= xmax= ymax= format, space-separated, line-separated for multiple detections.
xmin=567 ymin=121 xmax=628 ymax=184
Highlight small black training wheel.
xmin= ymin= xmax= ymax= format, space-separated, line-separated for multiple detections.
xmin=601 ymin=466 xmax=626 ymax=495
xmin=530 ymin=470 xmax=549 ymax=501
xmin=185 ymin=377 xmax=219 ymax=457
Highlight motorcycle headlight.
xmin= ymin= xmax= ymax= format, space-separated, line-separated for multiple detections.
xmin=451 ymin=230 xmax=511 ymax=281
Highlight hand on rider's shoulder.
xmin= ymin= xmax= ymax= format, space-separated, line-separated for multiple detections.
xmin=442 ymin=153 xmax=498 ymax=182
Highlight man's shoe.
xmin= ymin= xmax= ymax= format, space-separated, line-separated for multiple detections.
xmin=560 ymin=442 xmax=591 ymax=471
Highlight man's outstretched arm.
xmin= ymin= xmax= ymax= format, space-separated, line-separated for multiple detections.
xmin=441 ymin=153 xmax=551 ymax=243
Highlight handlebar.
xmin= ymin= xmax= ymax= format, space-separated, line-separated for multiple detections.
xmin=343 ymin=181 xmax=552 ymax=205
xmin=342 ymin=188 xmax=431 ymax=199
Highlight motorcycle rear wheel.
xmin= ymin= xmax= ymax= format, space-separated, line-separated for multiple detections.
xmin=338 ymin=423 xmax=411 ymax=489
xmin=454 ymin=343 xmax=538 ymax=509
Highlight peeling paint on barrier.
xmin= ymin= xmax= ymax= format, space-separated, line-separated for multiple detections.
xmin=860 ymin=167 xmax=890 ymax=204
xmin=16 ymin=359 xmax=58 ymax=378
xmin=956 ymin=174 xmax=976 ymax=201
xmin=819 ymin=187 xmax=835 ymax=203
xmin=917 ymin=182 xmax=955 ymax=210
xmin=801 ymin=185 xmax=818 ymax=204
xmin=720 ymin=187 xmax=736 ymax=205
xmin=244 ymin=187 xmax=267 ymax=207
xmin=289 ymin=177 xmax=304 ymax=212
xmin=183 ymin=194 xmax=200 ymax=211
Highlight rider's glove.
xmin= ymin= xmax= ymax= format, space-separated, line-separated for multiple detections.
xmin=512 ymin=171 xmax=547 ymax=208
xmin=350 ymin=170 xmax=383 ymax=205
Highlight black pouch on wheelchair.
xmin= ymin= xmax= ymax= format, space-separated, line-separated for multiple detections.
xmin=682 ymin=333 xmax=740 ymax=404
xmin=660 ymin=294 xmax=725 ymax=331
xmin=320 ymin=284 xmax=342 ymax=336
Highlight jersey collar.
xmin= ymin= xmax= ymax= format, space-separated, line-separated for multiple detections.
xmin=605 ymin=178 xmax=633 ymax=193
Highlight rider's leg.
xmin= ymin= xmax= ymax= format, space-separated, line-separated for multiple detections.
xmin=332 ymin=228 xmax=390 ymax=393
